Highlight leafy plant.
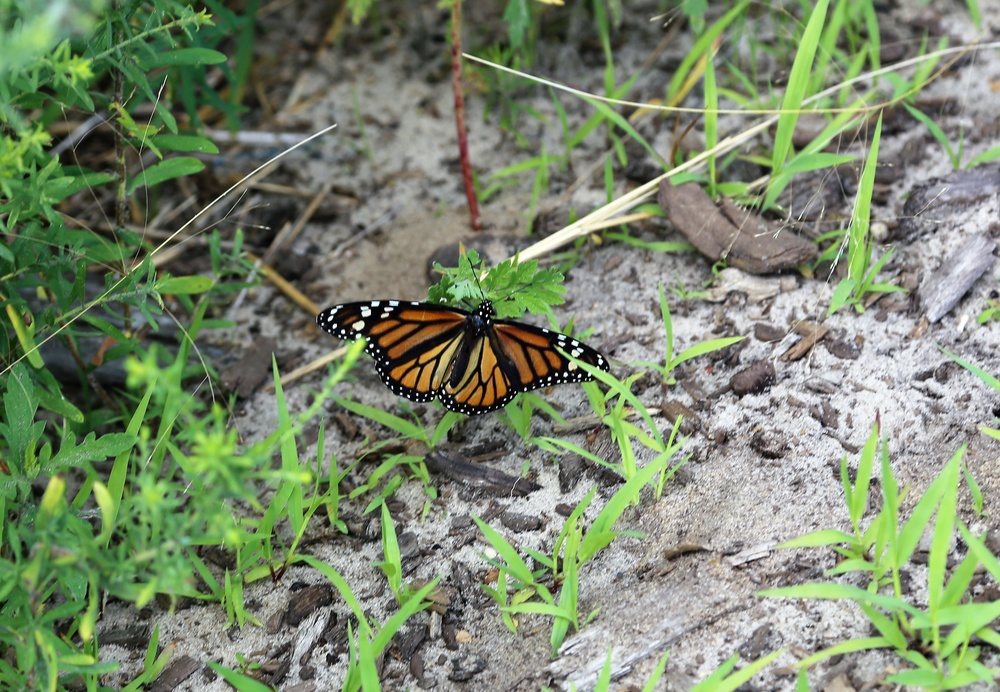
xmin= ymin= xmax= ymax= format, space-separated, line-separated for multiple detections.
xmin=476 ymin=453 xmax=671 ymax=655
xmin=689 ymin=650 xmax=785 ymax=692
xmin=827 ymin=113 xmax=907 ymax=314
xmin=977 ymin=293 xmax=1000 ymax=325
xmin=637 ymin=283 xmax=745 ymax=387
xmin=903 ymin=105 xmax=1000 ymax=171
xmin=939 ymin=346 xmax=1000 ymax=443
xmin=303 ymin=555 xmax=440 ymax=692
xmin=0 ymin=2 xmax=339 ymax=686
xmin=762 ymin=422 xmax=1000 ymax=688
xmin=429 ymin=249 xmax=568 ymax=319
xmin=375 ymin=501 xmax=427 ymax=605
xmin=764 ymin=0 xmax=830 ymax=209
xmin=499 ymin=390 xmax=567 ymax=443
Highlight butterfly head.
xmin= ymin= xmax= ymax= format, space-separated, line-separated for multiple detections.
xmin=475 ymin=300 xmax=495 ymax=319
xmin=463 ymin=300 xmax=495 ymax=338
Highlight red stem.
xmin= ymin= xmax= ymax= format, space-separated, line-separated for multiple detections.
xmin=451 ymin=0 xmax=481 ymax=231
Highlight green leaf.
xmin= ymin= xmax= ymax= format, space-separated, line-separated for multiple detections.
xmin=894 ymin=446 xmax=962 ymax=571
xmin=760 ymin=582 xmax=920 ymax=618
xmin=205 ymin=662 xmax=273 ymax=692
xmin=827 ymin=278 xmax=857 ymax=316
xmin=5 ymin=305 xmax=45 ymax=368
xmin=671 ymin=336 xmax=745 ymax=371
xmin=126 ymin=157 xmax=205 ymax=194
xmin=45 ymin=170 xmax=117 ymax=200
xmin=857 ymin=602 xmax=907 ymax=649
xmin=847 ymin=113 xmax=883 ymax=285
xmin=151 ymin=134 xmax=219 ymax=154
xmin=959 ymin=524 xmax=1000 ymax=582
xmin=0 ymin=363 xmax=41 ymax=467
xmin=905 ymin=104 xmax=957 ymax=167
xmin=777 ymin=529 xmax=855 ymax=549
xmin=501 ymin=0 xmax=530 ymax=51
xmin=690 ymin=650 xmax=783 ymax=692
xmin=473 ymin=516 xmax=539 ymax=589
xmin=939 ymin=346 xmax=1000 ymax=393
xmin=156 ymin=275 xmax=214 ymax=295
xmin=966 ymin=145 xmax=1000 ymax=168
xmin=335 ymin=398 xmax=426 ymax=442
xmin=137 ymin=47 xmax=227 ymax=69
xmin=51 ymin=432 xmax=136 ymax=468
xmin=666 ymin=0 xmax=752 ymax=102
xmin=771 ymin=0 xmax=829 ymax=173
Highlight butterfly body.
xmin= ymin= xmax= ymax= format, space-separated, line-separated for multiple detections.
xmin=317 ymin=299 xmax=608 ymax=415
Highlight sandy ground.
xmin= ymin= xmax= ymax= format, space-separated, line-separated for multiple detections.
xmin=96 ymin=2 xmax=1000 ymax=690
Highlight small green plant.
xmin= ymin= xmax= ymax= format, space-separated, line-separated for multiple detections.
xmin=762 ymin=422 xmax=1000 ymax=688
xmin=939 ymin=346 xmax=1000 ymax=443
xmin=637 ymin=283 xmax=745 ymax=386
xmin=586 ymin=644 xmax=783 ymax=692
xmin=220 ymin=348 xmax=365 ymax=610
xmin=428 ymin=249 xmax=567 ymax=319
xmin=375 ymin=502 xmax=424 ymax=605
xmin=303 ymin=555 xmax=440 ymax=692
xmin=827 ymin=113 xmax=907 ymax=314
xmin=0 ymin=0 xmax=347 ymax=659
xmin=119 ymin=625 xmax=173 ymax=692
xmin=477 ymin=454 xmax=671 ymax=656
xmin=904 ymin=104 xmax=1000 ymax=170
xmin=499 ymin=391 xmax=566 ymax=443
xmin=689 ymin=650 xmax=786 ymax=692
xmin=326 ymin=399 xmax=458 ymax=514
xmin=757 ymin=0 xmax=866 ymax=211
xmin=205 ymin=661 xmax=272 ymax=692
xmin=977 ymin=293 xmax=1000 ymax=324
xmin=668 ymin=274 xmax=711 ymax=301
xmin=537 ymin=359 xmax=687 ymax=495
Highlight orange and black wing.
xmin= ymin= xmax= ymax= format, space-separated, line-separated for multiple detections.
xmin=317 ymin=300 xmax=470 ymax=404
xmin=438 ymin=319 xmax=609 ymax=415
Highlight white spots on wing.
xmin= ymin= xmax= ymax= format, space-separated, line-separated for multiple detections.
xmin=360 ymin=306 xmax=372 ymax=318
xmin=351 ymin=319 xmax=365 ymax=332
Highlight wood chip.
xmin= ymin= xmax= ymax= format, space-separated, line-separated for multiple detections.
xmin=754 ymin=323 xmax=786 ymax=342
xmin=898 ymin=163 xmax=1000 ymax=240
xmin=286 ymin=584 xmax=333 ymax=626
xmin=661 ymin=399 xmax=703 ymax=435
xmin=659 ymin=182 xmax=817 ymax=274
xmin=722 ymin=543 xmax=774 ymax=567
xmin=730 ymin=360 xmax=776 ymax=396
xmin=148 ymin=655 xmax=200 ymax=692
xmin=425 ymin=450 xmax=541 ymax=496
xmin=702 ymin=267 xmax=799 ymax=303
xmin=919 ymin=232 xmax=997 ymax=322
xmin=825 ymin=336 xmax=863 ymax=360
xmin=662 ymin=543 xmax=707 ymax=560
xmin=780 ymin=321 xmax=829 ymax=361
xmin=500 ymin=510 xmax=542 ymax=532
xmin=219 ymin=337 xmax=278 ymax=399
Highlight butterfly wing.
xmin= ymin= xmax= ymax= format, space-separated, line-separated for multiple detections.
xmin=317 ymin=301 xmax=470 ymax=404
xmin=437 ymin=330 xmax=519 ymax=415
xmin=438 ymin=319 xmax=609 ymax=415
xmin=491 ymin=319 xmax=609 ymax=389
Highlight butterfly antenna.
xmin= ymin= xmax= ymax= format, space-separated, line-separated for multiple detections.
xmin=463 ymin=250 xmax=489 ymax=307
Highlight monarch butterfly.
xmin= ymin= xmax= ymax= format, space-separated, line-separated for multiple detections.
xmin=316 ymin=299 xmax=609 ymax=415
